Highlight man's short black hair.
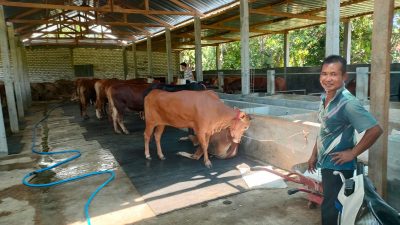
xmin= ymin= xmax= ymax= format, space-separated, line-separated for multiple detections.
xmin=321 ymin=55 xmax=347 ymax=74
xmin=180 ymin=62 xmax=187 ymax=67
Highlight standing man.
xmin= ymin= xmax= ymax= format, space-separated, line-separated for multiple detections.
xmin=180 ymin=62 xmax=195 ymax=84
xmin=307 ymin=55 xmax=383 ymax=225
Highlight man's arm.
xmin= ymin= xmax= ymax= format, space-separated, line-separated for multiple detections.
xmin=331 ymin=124 xmax=383 ymax=165
xmin=308 ymin=140 xmax=318 ymax=172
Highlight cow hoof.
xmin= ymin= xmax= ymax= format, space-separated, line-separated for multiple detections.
xmin=123 ymin=131 xmax=130 ymax=135
xmin=115 ymin=130 xmax=122 ymax=134
xmin=205 ymin=161 xmax=212 ymax=169
xmin=146 ymin=155 xmax=152 ymax=160
xmin=159 ymin=156 xmax=166 ymax=160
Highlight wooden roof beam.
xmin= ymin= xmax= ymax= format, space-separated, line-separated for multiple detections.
xmin=8 ymin=18 xmax=167 ymax=27
xmin=0 ymin=0 xmax=195 ymax=15
xmin=250 ymin=9 xmax=326 ymax=21
xmin=11 ymin=8 xmax=42 ymax=19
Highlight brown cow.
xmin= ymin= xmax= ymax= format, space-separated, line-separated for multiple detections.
xmin=144 ymin=90 xmax=251 ymax=168
xmin=95 ymin=78 xmax=149 ymax=119
xmin=106 ymin=83 xmax=151 ymax=134
xmin=75 ymin=78 xmax=99 ymax=120
xmin=223 ymin=76 xmax=287 ymax=94
xmin=178 ymin=128 xmax=239 ymax=160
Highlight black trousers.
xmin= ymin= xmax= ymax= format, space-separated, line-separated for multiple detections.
xmin=321 ymin=169 xmax=354 ymax=225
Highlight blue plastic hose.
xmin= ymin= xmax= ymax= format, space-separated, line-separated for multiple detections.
xmin=22 ymin=103 xmax=115 ymax=225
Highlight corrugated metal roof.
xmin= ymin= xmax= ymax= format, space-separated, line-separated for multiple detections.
xmin=1 ymin=0 xmax=399 ymax=48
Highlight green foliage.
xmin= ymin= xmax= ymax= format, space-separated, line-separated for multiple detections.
xmin=351 ymin=15 xmax=373 ymax=64
xmin=289 ymin=24 xmax=326 ymax=66
xmin=220 ymin=41 xmax=241 ymax=69
xmin=180 ymin=50 xmax=195 ymax=67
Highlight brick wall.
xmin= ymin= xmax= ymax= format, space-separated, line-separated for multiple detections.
xmin=1 ymin=47 xmax=180 ymax=82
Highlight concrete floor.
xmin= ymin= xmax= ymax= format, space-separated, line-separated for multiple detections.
xmin=0 ymin=102 xmax=321 ymax=225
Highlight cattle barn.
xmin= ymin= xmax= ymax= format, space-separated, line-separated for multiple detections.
xmin=0 ymin=1 xmax=400 ymax=225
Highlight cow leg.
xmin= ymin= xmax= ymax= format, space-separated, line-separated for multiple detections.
xmin=111 ymin=107 xmax=122 ymax=134
xmin=154 ymin=125 xmax=166 ymax=160
xmin=95 ymin=98 xmax=103 ymax=119
xmin=144 ymin=123 xmax=155 ymax=160
xmin=81 ymin=98 xmax=89 ymax=120
xmin=197 ymin=133 xmax=212 ymax=168
xmin=191 ymin=147 xmax=204 ymax=160
xmin=117 ymin=114 xmax=129 ymax=134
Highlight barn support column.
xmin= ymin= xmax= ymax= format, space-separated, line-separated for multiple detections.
xmin=165 ymin=28 xmax=173 ymax=84
xmin=132 ymin=42 xmax=137 ymax=79
xmin=216 ymin=45 xmax=223 ymax=91
xmin=194 ymin=16 xmax=203 ymax=81
xmin=356 ymin=67 xmax=369 ymax=103
xmin=0 ymin=98 xmax=7 ymax=154
xmin=267 ymin=70 xmax=275 ymax=95
xmin=325 ymin=0 xmax=340 ymax=56
xmin=8 ymin=24 xmax=24 ymax=119
xmin=0 ymin=6 xmax=19 ymax=133
xmin=21 ymin=48 xmax=32 ymax=106
xmin=343 ymin=21 xmax=352 ymax=64
xmin=369 ymin=0 xmax=394 ymax=197
xmin=16 ymin=40 xmax=28 ymax=109
xmin=283 ymin=32 xmax=290 ymax=78
xmin=122 ymin=46 xmax=128 ymax=80
xmin=240 ymin=0 xmax=250 ymax=95
xmin=147 ymin=37 xmax=153 ymax=77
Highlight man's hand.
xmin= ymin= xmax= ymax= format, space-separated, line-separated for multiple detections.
xmin=308 ymin=154 xmax=317 ymax=173
xmin=330 ymin=149 xmax=355 ymax=165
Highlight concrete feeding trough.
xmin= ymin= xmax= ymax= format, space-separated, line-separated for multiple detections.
xmin=222 ymin=99 xmax=315 ymax=117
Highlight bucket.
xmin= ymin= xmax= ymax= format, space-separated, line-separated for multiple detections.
xmin=177 ymin=79 xmax=186 ymax=85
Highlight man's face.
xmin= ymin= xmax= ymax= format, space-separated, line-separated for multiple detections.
xmin=320 ymin=62 xmax=347 ymax=93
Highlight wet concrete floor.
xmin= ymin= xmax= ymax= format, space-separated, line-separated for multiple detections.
xmin=0 ymin=101 xmax=321 ymax=225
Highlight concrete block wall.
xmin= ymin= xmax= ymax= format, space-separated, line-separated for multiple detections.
xmin=25 ymin=48 xmax=74 ymax=82
xmin=0 ymin=47 xmax=180 ymax=82
xmin=126 ymin=50 xmax=180 ymax=78
xmin=73 ymin=48 xmax=124 ymax=79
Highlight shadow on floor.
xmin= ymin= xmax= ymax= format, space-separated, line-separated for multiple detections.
xmin=62 ymin=102 xmax=262 ymax=214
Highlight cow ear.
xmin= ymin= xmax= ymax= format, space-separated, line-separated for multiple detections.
xmin=239 ymin=112 xmax=246 ymax=120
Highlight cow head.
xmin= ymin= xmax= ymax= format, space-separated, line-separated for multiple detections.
xmin=229 ymin=110 xmax=251 ymax=143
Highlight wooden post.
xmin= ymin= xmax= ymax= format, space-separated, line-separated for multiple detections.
xmin=326 ymin=0 xmax=340 ymax=56
xmin=343 ymin=21 xmax=352 ymax=64
xmin=147 ymin=37 xmax=152 ymax=76
xmin=0 ymin=6 xmax=19 ymax=133
xmin=132 ymin=42 xmax=137 ymax=79
xmin=240 ymin=0 xmax=250 ymax=95
xmin=369 ymin=0 xmax=394 ymax=197
xmin=194 ymin=16 xmax=203 ymax=81
xmin=8 ymin=24 xmax=24 ymax=119
xmin=165 ymin=28 xmax=173 ymax=84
